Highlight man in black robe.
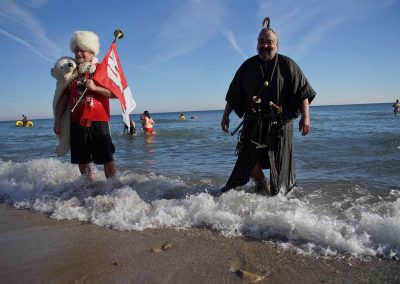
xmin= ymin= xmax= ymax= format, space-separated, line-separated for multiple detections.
xmin=220 ymin=18 xmax=316 ymax=196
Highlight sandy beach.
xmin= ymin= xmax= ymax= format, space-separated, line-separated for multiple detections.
xmin=0 ymin=204 xmax=399 ymax=283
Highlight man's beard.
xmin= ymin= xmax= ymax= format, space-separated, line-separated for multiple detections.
xmin=258 ymin=48 xmax=275 ymax=61
xmin=78 ymin=61 xmax=92 ymax=75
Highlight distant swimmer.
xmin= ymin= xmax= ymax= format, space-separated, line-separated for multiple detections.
xmin=179 ymin=113 xmax=186 ymax=120
xmin=142 ymin=110 xmax=155 ymax=134
xmin=392 ymin=99 xmax=400 ymax=115
xmin=22 ymin=114 xmax=28 ymax=125
xmin=16 ymin=114 xmax=33 ymax=127
xmin=123 ymin=119 xmax=136 ymax=136
xmin=190 ymin=115 xmax=197 ymax=119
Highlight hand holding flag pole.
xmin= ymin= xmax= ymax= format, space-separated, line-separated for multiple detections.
xmin=70 ymin=29 xmax=125 ymax=113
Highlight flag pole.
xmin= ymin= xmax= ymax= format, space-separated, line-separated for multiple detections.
xmin=70 ymin=88 xmax=87 ymax=113
xmin=113 ymin=29 xmax=124 ymax=43
xmin=71 ymin=29 xmax=124 ymax=113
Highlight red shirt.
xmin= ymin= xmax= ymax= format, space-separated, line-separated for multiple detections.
xmin=68 ymin=78 xmax=110 ymax=123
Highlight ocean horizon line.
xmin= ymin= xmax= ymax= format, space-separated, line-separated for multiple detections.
xmin=0 ymin=102 xmax=394 ymax=122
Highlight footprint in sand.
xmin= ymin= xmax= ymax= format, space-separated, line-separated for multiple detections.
xmin=151 ymin=242 xmax=175 ymax=253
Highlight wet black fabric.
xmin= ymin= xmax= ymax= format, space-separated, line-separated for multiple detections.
xmin=70 ymin=122 xmax=115 ymax=165
xmin=223 ymin=54 xmax=316 ymax=195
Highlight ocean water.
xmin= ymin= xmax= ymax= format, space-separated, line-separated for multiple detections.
xmin=1 ymin=103 xmax=399 ymax=259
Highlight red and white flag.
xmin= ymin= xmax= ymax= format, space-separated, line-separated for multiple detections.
xmin=93 ymin=42 xmax=136 ymax=129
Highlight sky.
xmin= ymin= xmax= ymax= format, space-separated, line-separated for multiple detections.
xmin=0 ymin=0 xmax=399 ymax=121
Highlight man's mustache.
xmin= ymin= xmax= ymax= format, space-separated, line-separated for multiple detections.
xmin=259 ymin=48 xmax=271 ymax=53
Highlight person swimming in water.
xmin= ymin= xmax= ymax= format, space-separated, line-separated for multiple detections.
xmin=123 ymin=119 xmax=136 ymax=135
xmin=141 ymin=111 xmax=155 ymax=134
xmin=22 ymin=114 xmax=28 ymax=125
xmin=392 ymin=99 xmax=400 ymax=115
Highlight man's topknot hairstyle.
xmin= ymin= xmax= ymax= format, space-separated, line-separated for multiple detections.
xmin=260 ymin=17 xmax=278 ymax=38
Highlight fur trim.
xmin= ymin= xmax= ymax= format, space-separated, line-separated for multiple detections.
xmin=51 ymin=56 xmax=79 ymax=157
xmin=70 ymin=30 xmax=100 ymax=56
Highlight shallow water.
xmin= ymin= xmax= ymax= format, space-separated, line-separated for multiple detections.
xmin=1 ymin=104 xmax=399 ymax=259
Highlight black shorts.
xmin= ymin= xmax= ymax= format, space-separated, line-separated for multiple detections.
xmin=70 ymin=122 xmax=115 ymax=165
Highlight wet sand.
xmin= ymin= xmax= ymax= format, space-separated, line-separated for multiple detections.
xmin=0 ymin=204 xmax=399 ymax=283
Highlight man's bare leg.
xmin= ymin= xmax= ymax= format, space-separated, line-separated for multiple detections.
xmin=104 ymin=161 xmax=117 ymax=179
xmin=79 ymin=163 xmax=93 ymax=181
xmin=251 ymin=162 xmax=265 ymax=184
xmin=251 ymin=162 xmax=269 ymax=194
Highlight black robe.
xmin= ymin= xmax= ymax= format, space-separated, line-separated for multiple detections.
xmin=223 ymin=54 xmax=316 ymax=195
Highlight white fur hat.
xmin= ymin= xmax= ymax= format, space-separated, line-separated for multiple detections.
xmin=70 ymin=30 xmax=100 ymax=56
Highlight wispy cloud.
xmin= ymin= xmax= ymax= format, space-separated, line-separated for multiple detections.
xmin=218 ymin=26 xmax=247 ymax=59
xmin=25 ymin=0 xmax=48 ymax=8
xmin=0 ymin=0 xmax=60 ymax=61
xmin=0 ymin=28 xmax=53 ymax=62
xmin=258 ymin=0 xmax=395 ymax=59
xmin=154 ymin=0 xmax=246 ymax=63
xmin=122 ymin=62 xmax=154 ymax=72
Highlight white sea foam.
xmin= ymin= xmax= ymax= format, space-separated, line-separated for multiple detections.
xmin=1 ymin=158 xmax=399 ymax=259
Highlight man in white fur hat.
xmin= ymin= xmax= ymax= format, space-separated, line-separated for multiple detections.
xmin=54 ymin=30 xmax=117 ymax=180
